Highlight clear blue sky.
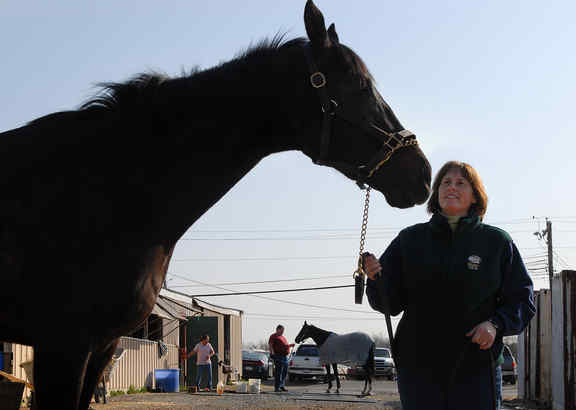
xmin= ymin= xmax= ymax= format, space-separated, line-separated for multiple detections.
xmin=2 ymin=1 xmax=575 ymax=345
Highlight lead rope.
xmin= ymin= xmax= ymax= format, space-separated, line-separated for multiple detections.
xmin=353 ymin=187 xmax=395 ymax=350
xmin=354 ymin=187 xmax=371 ymax=304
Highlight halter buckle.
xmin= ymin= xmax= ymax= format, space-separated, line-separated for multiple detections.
xmin=321 ymin=99 xmax=338 ymax=115
xmin=310 ymin=72 xmax=326 ymax=88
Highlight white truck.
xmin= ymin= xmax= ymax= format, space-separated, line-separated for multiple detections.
xmin=288 ymin=344 xmax=326 ymax=381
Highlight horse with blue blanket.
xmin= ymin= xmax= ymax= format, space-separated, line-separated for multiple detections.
xmin=295 ymin=321 xmax=375 ymax=395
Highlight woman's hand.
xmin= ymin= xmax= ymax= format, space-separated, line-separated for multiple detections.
xmin=466 ymin=321 xmax=497 ymax=350
xmin=362 ymin=253 xmax=382 ymax=280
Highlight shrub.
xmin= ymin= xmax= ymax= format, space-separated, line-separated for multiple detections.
xmin=109 ymin=390 xmax=125 ymax=397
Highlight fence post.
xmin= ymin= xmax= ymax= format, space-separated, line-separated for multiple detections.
xmin=551 ymin=273 xmax=565 ymax=410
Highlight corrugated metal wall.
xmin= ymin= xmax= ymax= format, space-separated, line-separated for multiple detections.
xmin=9 ymin=337 xmax=179 ymax=396
xmin=162 ymin=318 xmax=180 ymax=346
xmin=519 ymin=289 xmax=552 ymax=404
xmin=551 ymin=274 xmax=565 ymax=410
xmin=527 ymin=289 xmax=551 ymax=403
xmin=10 ymin=343 xmax=34 ymax=402
xmin=230 ymin=314 xmax=243 ymax=378
xmin=520 ymin=270 xmax=576 ymax=410
xmin=550 ymin=270 xmax=576 ymax=410
xmin=108 ymin=336 xmax=179 ymax=391
xmin=5 ymin=294 xmax=243 ymax=398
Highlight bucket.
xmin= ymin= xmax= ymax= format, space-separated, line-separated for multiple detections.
xmin=236 ymin=382 xmax=248 ymax=393
xmin=235 ymin=382 xmax=247 ymax=393
xmin=154 ymin=369 xmax=179 ymax=392
xmin=248 ymin=378 xmax=261 ymax=394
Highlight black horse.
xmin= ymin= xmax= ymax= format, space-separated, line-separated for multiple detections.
xmin=295 ymin=321 xmax=375 ymax=395
xmin=0 ymin=1 xmax=430 ymax=408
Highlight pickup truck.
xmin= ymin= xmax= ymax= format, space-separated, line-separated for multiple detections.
xmin=347 ymin=346 xmax=395 ymax=380
xmin=288 ymin=344 xmax=326 ymax=381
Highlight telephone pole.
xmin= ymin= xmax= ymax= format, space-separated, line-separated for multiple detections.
xmin=546 ymin=218 xmax=554 ymax=291
xmin=533 ymin=217 xmax=554 ymax=291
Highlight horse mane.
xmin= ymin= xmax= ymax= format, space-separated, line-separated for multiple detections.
xmin=78 ymin=33 xmax=372 ymax=114
xmin=306 ymin=323 xmax=334 ymax=346
xmin=79 ymin=34 xmax=306 ymax=113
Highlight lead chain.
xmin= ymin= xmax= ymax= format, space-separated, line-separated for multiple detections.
xmin=354 ymin=187 xmax=371 ymax=277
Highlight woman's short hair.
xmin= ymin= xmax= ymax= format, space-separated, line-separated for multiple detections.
xmin=426 ymin=161 xmax=488 ymax=218
xmin=200 ymin=334 xmax=209 ymax=341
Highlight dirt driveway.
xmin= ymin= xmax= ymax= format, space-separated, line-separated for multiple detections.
xmin=15 ymin=378 xmax=529 ymax=409
xmin=87 ymin=378 xmax=529 ymax=410
xmin=90 ymin=379 xmax=401 ymax=409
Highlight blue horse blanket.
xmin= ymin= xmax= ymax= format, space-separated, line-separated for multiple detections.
xmin=318 ymin=332 xmax=374 ymax=366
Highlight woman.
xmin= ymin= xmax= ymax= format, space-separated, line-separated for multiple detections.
xmin=365 ymin=161 xmax=535 ymax=410
xmin=188 ymin=334 xmax=215 ymax=392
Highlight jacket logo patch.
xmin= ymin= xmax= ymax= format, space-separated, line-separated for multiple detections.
xmin=467 ymin=255 xmax=482 ymax=271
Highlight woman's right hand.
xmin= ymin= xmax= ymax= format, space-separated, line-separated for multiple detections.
xmin=362 ymin=252 xmax=382 ymax=280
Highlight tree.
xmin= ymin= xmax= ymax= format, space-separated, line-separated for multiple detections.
xmin=243 ymin=339 xmax=269 ymax=351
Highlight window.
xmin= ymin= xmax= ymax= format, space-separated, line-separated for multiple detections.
xmin=375 ymin=348 xmax=391 ymax=358
xmin=296 ymin=345 xmax=319 ymax=356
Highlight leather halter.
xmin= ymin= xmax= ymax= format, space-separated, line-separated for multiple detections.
xmin=303 ymin=44 xmax=418 ymax=189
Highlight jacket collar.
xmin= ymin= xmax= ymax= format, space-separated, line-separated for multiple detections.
xmin=430 ymin=212 xmax=481 ymax=234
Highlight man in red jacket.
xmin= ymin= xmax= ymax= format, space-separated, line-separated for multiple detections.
xmin=268 ymin=324 xmax=294 ymax=392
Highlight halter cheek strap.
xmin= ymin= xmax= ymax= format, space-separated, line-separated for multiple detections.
xmin=303 ymin=43 xmax=418 ymax=189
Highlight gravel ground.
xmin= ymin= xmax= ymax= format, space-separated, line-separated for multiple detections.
xmin=89 ymin=389 xmax=402 ymax=409
xmin=87 ymin=393 xmax=547 ymax=410
xmin=83 ymin=377 xmax=543 ymax=410
xmin=14 ymin=377 xmax=540 ymax=409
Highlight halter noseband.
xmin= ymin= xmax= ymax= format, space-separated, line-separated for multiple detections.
xmin=303 ymin=44 xmax=418 ymax=189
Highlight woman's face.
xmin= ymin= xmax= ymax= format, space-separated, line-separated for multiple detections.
xmin=438 ymin=168 xmax=477 ymax=216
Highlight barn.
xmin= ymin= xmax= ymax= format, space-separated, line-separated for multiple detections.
xmin=1 ymin=287 xmax=243 ymax=401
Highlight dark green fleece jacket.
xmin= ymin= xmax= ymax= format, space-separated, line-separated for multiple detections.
xmin=366 ymin=213 xmax=535 ymax=378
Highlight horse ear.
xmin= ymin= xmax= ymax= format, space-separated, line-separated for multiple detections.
xmin=304 ymin=0 xmax=330 ymax=48
xmin=327 ymin=23 xmax=340 ymax=45
xmin=304 ymin=320 xmax=308 ymax=325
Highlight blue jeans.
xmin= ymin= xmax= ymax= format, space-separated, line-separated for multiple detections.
xmin=495 ymin=365 xmax=502 ymax=410
xmin=271 ymin=354 xmax=288 ymax=390
xmin=196 ymin=364 xmax=212 ymax=390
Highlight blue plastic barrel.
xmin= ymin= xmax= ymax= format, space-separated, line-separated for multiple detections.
xmin=0 ymin=353 xmax=3 ymax=371
xmin=155 ymin=369 xmax=179 ymax=392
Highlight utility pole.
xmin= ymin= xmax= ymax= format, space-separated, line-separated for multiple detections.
xmin=546 ymin=218 xmax=554 ymax=291
xmin=533 ymin=217 xmax=554 ymax=291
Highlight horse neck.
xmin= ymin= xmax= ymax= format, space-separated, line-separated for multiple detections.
xmin=137 ymin=45 xmax=318 ymax=242
xmin=160 ymin=45 xmax=315 ymax=157
xmin=307 ymin=326 xmax=332 ymax=347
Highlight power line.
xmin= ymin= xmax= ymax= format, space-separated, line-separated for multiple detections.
xmin=168 ymin=280 xmax=380 ymax=314
xmin=178 ymin=229 xmax=547 ymax=242
xmin=190 ymin=284 xmax=354 ymax=297
xmin=552 ymin=250 xmax=570 ymax=268
xmin=168 ymin=272 xmax=350 ymax=287
xmin=244 ymin=312 xmax=399 ymax=321
xmin=173 ymin=247 xmax=576 ymax=263
xmin=186 ymin=227 xmax=402 ymax=233
xmin=181 ymin=218 xmax=571 ymax=238
xmin=172 ymin=255 xmax=355 ymax=262
xmin=184 ymin=218 xmax=551 ymax=235
xmin=178 ymin=235 xmax=395 ymax=241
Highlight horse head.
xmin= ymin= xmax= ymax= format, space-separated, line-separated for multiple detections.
xmin=301 ymin=0 xmax=431 ymax=208
xmin=294 ymin=320 xmax=311 ymax=344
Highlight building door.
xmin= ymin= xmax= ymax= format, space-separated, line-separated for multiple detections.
xmin=186 ymin=316 xmax=219 ymax=388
